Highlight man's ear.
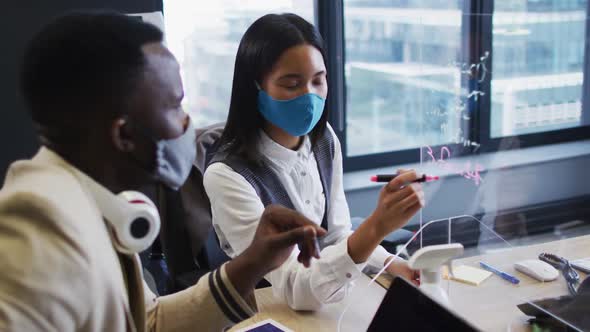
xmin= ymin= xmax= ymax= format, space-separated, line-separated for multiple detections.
xmin=111 ymin=117 xmax=135 ymax=152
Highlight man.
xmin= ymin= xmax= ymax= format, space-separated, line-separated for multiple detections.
xmin=0 ymin=11 xmax=325 ymax=331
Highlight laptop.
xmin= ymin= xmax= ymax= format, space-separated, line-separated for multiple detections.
xmin=368 ymin=277 xmax=479 ymax=332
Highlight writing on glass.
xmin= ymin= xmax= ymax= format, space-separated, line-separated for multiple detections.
xmin=425 ymin=146 xmax=484 ymax=186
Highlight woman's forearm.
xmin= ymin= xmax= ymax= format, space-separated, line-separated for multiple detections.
xmin=346 ymin=214 xmax=386 ymax=264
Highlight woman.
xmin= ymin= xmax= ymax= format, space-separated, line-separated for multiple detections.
xmin=203 ymin=13 xmax=425 ymax=310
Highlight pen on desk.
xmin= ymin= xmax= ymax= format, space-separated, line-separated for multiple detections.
xmin=480 ymin=262 xmax=520 ymax=285
xmin=370 ymin=174 xmax=439 ymax=183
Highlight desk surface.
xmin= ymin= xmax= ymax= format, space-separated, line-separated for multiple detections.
xmin=230 ymin=235 xmax=589 ymax=332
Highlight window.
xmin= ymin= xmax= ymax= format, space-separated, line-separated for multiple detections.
xmin=163 ymin=0 xmax=315 ymax=127
xmin=491 ymin=2 xmax=587 ymax=137
xmin=332 ymin=0 xmax=590 ymax=170
xmin=343 ymin=1 xmax=465 ymax=156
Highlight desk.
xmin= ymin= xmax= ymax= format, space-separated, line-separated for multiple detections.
xmin=231 ymin=235 xmax=589 ymax=332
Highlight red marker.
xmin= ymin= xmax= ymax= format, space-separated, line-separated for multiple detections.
xmin=370 ymin=174 xmax=439 ymax=183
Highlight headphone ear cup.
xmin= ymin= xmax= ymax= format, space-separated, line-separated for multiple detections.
xmin=111 ymin=191 xmax=161 ymax=254
xmin=128 ymin=204 xmax=158 ymax=239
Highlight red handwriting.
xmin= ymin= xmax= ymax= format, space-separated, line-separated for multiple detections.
xmin=425 ymin=146 xmax=484 ymax=185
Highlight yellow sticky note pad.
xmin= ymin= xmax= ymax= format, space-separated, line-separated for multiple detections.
xmin=443 ymin=265 xmax=492 ymax=286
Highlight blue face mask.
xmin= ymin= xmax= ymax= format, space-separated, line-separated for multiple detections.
xmin=257 ymin=86 xmax=325 ymax=137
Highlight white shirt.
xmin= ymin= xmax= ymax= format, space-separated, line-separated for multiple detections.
xmin=203 ymin=125 xmax=391 ymax=310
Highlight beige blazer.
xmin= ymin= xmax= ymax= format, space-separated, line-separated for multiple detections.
xmin=0 ymin=148 xmax=256 ymax=332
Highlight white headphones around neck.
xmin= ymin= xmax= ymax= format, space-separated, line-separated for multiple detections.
xmin=92 ymin=187 xmax=161 ymax=255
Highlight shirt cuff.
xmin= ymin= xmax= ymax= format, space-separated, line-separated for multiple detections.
xmin=208 ymin=264 xmax=258 ymax=323
xmin=369 ymin=245 xmax=394 ymax=270
xmin=325 ymin=238 xmax=367 ymax=284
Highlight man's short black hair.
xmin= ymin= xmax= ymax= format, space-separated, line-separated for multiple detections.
xmin=20 ymin=11 xmax=164 ymax=131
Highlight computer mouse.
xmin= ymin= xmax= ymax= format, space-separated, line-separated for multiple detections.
xmin=514 ymin=259 xmax=559 ymax=282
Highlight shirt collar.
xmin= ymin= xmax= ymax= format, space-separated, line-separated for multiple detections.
xmin=258 ymin=130 xmax=312 ymax=169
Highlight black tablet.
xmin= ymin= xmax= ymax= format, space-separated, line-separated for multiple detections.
xmin=368 ymin=277 xmax=479 ymax=332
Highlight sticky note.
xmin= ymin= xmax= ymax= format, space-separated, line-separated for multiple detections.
xmin=444 ymin=265 xmax=492 ymax=286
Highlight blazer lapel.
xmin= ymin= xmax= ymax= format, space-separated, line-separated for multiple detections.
xmin=119 ymin=253 xmax=147 ymax=332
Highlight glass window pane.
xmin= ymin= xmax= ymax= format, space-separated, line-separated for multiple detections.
xmin=491 ymin=0 xmax=588 ymax=137
xmin=344 ymin=0 xmax=466 ymax=157
xmin=163 ymin=1 xmax=315 ymax=127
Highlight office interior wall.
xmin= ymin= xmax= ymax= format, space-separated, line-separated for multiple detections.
xmin=1 ymin=1 xmax=162 ymax=185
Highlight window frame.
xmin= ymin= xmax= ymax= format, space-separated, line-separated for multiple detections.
xmin=319 ymin=0 xmax=590 ymax=172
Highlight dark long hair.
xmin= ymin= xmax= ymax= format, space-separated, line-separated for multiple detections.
xmin=217 ymin=13 xmax=328 ymax=164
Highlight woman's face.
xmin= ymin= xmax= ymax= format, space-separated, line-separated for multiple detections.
xmin=261 ymin=44 xmax=328 ymax=101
